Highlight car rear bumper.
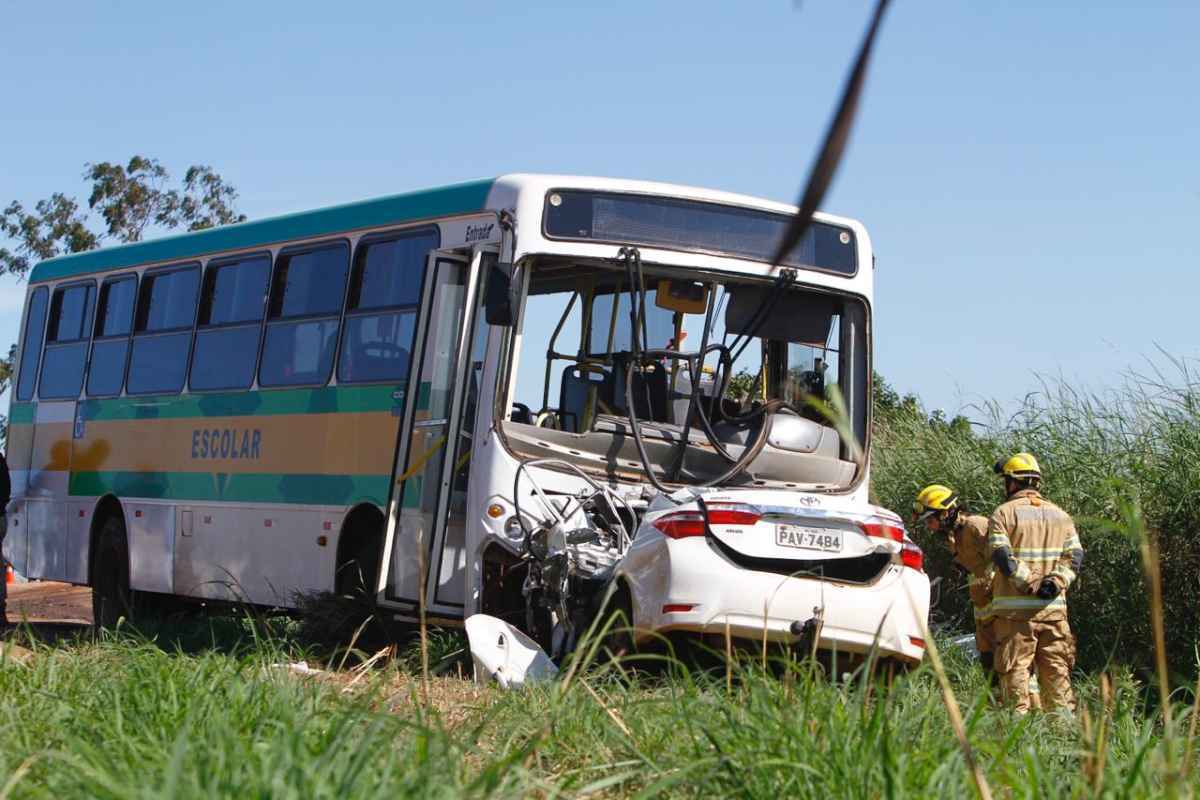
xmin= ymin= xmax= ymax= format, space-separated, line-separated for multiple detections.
xmin=622 ymin=536 xmax=930 ymax=663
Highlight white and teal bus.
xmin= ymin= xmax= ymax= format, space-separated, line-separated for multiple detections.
xmin=5 ymin=174 xmax=928 ymax=663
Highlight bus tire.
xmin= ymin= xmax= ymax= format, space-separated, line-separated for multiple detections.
xmin=92 ymin=515 xmax=133 ymax=630
xmin=335 ymin=509 xmax=384 ymax=600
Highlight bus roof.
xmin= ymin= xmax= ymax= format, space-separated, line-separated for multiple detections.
xmin=28 ymin=178 xmax=496 ymax=284
xmin=27 ymin=173 xmax=864 ymax=285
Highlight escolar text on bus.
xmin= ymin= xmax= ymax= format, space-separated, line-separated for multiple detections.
xmin=190 ymin=428 xmax=263 ymax=460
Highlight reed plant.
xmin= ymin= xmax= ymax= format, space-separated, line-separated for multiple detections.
xmin=871 ymin=360 xmax=1200 ymax=679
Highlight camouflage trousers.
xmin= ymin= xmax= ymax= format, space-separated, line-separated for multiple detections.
xmin=994 ymin=615 xmax=1075 ymax=713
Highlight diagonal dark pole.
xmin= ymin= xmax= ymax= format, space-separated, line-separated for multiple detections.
xmin=770 ymin=0 xmax=892 ymax=268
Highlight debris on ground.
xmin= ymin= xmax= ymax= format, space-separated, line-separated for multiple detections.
xmin=465 ymin=614 xmax=558 ymax=689
xmin=269 ymin=660 xmax=326 ymax=677
xmin=0 ymin=642 xmax=36 ymax=666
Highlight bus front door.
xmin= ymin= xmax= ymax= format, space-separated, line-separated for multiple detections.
xmin=377 ymin=248 xmax=483 ymax=619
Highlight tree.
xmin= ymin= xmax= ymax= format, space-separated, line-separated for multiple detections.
xmin=1 ymin=156 xmax=245 ymax=277
xmin=0 ymin=194 xmax=97 ymax=276
xmin=83 ymin=157 xmax=247 ymax=243
xmin=873 ymin=370 xmax=974 ymax=435
xmin=0 ymin=157 xmax=245 ymax=445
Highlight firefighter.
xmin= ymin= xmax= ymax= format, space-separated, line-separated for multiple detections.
xmin=987 ymin=453 xmax=1083 ymax=713
xmin=914 ymin=485 xmax=997 ymax=672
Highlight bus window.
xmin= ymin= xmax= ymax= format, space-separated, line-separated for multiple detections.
xmin=338 ymin=230 xmax=436 ymax=384
xmin=259 ymin=242 xmax=349 ymax=387
xmin=190 ymin=254 xmax=270 ymax=391
xmin=87 ymin=275 xmax=137 ymax=397
xmin=127 ymin=264 xmax=200 ymax=395
xmin=15 ymin=287 xmax=49 ymax=401
xmin=38 ymin=282 xmax=96 ymax=400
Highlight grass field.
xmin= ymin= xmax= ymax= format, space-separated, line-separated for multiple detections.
xmin=3 ymin=367 xmax=1199 ymax=798
xmin=1 ymin=615 xmax=1197 ymax=799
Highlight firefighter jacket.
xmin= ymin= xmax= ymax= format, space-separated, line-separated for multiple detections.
xmin=948 ymin=514 xmax=993 ymax=620
xmin=986 ymin=489 xmax=1083 ymax=621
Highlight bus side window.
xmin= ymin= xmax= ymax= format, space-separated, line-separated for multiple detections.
xmin=87 ymin=275 xmax=137 ymax=397
xmin=127 ymin=264 xmax=200 ymax=395
xmin=15 ymin=287 xmax=49 ymax=402
xmin=39 ymin=282 xmax=96 ymax=400
xmin=190 ymin=254 xmax=270 ymax=391
xmin=338 ymin=229 xmax=437 ymax=385
xmin=259 ymin=241 xmax=349 ymax=388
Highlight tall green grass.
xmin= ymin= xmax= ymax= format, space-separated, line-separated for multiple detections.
xmin=870 ymin=362 xmax=1200 ymax=680
xmin=0 ymin=619 xmax=1195 ymax=798
xmin=2 ymin=364 xmax=1199 ymax=796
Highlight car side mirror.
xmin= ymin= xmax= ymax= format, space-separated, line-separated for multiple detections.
xmin=484 ymin=261 xmax=517 ymax=327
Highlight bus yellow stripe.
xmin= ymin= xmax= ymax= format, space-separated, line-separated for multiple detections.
xmin=72 ymin=412 xmax=400 ymax=475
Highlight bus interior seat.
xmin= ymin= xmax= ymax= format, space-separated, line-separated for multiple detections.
xmin=612 ymin=355 xmax=670 ymax=424
xmin=558 ymin=364 xmax=615 ymax=433
xmin=346 ymin=342 xmax=410 ymax=383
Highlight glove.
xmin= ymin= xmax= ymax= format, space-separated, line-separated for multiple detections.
xmin=1036 ymin=578 xmax=1061 ymax=600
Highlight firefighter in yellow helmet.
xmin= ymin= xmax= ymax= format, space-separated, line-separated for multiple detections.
xmin=987 ymin=453 xmax=1083 ymax=713
xmin=914 ymin=485 xmax=1003 ymax=683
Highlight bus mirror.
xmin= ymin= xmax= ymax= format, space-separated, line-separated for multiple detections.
xmin=655 ymin=279 xmax=708 ymax=314
xmin=485 ymin=261 xmax=517 ymax=326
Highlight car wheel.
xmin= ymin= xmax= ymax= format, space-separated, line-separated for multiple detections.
xmin=601 ymin=581 xmax=636 ymax=661
xmin=92 ymin=515 xmax=133 ymax=630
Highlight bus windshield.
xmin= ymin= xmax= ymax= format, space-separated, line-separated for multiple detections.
xmin=504 ymin=257 xmax=868 ymax=489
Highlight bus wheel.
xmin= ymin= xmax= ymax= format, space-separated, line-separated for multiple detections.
xmin=92 ymin=515 xmax=133 ymax=630
xmin=335 ymin=509 xmax=384 ymax=600
xmin=339 ymin=536 xmax=380 ymax=600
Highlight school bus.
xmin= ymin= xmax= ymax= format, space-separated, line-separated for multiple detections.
xmin=4 ymin=174 xmax=928 ymax=664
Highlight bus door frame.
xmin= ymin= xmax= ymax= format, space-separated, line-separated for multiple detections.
xmin=376 ymin=247 xmax=484 ymax=619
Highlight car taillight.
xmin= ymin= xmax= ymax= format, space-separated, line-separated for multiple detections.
xmin=859 ymin=519 xmax=905 ymax=542
xmin=900 ymin=541 xmax=924 ymax=572
xmin=652 ymin=503 xmax=762 ymax=539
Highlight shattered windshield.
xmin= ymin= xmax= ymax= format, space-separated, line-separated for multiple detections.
xmin=504 ymin=259 xmax=868 ymax=489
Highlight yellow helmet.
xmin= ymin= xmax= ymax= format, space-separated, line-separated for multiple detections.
xmin=914 ymin=484 xmax=958 ymax=521
xmin=994 ymin=452 xmax=1042 ymax=481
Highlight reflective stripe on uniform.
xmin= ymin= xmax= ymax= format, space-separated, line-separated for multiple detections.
xmin=972 ymin=603 xmax=994 ymax=620
xmin=1050 ymin=565 xmax=1076 ymax=585
xmin=1011 ymin=547 xmax=1067 ymax=560
xmin=991 ymin=595 xmax=1067 ymax=612
xmin=989 ymin=533 xmax=1012 ymax=549
xmin=1012 ymin=561 xmax=1032 ymax=590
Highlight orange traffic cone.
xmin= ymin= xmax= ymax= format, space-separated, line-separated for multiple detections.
xmin=5 ymin=565 xmax=12 ymax=584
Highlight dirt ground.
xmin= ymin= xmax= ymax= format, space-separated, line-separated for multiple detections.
xmin=5 ymin=581 xmax=93 ymax=625
xmin=0 ymin=580 xmax=493 ymax=720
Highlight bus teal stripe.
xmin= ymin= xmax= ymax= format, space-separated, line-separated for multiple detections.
xmin=80 ymin=384 xmax=401 ymax=421
xmin=9 ymin=403 xmax=36 ymax=425
xmin=69 ymin=470 xmax=390 ymax=506
xmin=29 ymin=179 xmax=495 ymax=283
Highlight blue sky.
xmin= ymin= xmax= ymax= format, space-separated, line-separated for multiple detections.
xmin=1 ymin=1 xmax=1197 ymax=419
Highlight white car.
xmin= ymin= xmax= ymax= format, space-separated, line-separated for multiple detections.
xmin=614 ymin=488 xmax=930 ymax=665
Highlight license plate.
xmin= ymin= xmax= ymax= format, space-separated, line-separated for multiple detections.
xmin=775 ymin=525 xmax=843 ymax=553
